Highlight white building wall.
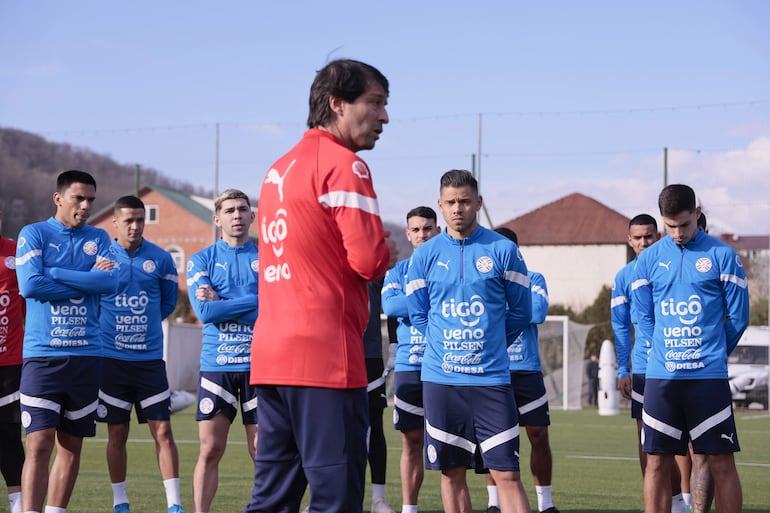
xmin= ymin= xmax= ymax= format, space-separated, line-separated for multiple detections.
xmin=521 ymin=244 xmax=628 ymax=310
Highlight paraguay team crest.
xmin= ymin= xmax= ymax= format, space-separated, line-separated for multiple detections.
xmin=475 ymin=256 xmax=494 ymax=273
xmin=82 ymin=241 xmax=98 ymax=256
xmin=695 ymin=257 xmax=712 ymax=273
xmin=143 ymin=260 xmax=156 ymax=273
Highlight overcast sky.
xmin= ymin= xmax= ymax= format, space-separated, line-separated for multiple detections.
xmin=2 ymin=1 xmax=769 ymax=235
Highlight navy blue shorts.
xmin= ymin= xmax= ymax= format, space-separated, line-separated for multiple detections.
xmin=393 ymin=370 xmax=424 ymax=432
xmin=510 ymin=371 xmax=550 ymax=426
xmin=423 ymin=382 xmax=520 ymax=472
xmin=245 ymin=385 xmax=368 ymax=513
xmin=196 ymin=371 xmax=258 ymax=425
xmin=20 ymin=356 xmax=101 ymax=436
xmin=642 ymin=378 xmax=739 ymax=455
xmin=631 ymin=373 xmax=645 ymax=420
xmin=366 ymin=357 xmax=387 ymax=412
xmin=96 ymin=358 xmax=171 ymax=424
xmin=0 ymin=364 xmax=21 ymax=424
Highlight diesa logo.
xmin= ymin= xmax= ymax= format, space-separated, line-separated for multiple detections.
xmin=660 ymin=294 xmax=702 ymax=325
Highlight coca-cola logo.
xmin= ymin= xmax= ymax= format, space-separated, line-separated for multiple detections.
xmin=442 ymin=352 xmax=482 ymax=365
xmin=50 ymin=327 xmax=86 ymax=337
xmin=665 ymin=349 xmax=701 ymax=361
xmin=217 ymin=343 xmax=250 ymax=354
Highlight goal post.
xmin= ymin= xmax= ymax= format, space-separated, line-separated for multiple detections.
xmin=540 ymin=315 xmax=594 ymax=410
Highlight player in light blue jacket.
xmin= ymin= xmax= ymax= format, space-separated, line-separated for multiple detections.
xmin=16 ymin=170 xmax=118 ymax=513
xmin=186 ymin=189 xmax=259 ymax=513
xmin=97 ymin=195 xmax=184 ymax=513
xmin=485 ymin=227 xmax=558 ymax=513
xmin=381 ymin=206 xmax=440 ymax=513
xmin=632 ymin=184 xmax=749 ymax=513
xmin=406 ymin=170 xmax=532 ymax=513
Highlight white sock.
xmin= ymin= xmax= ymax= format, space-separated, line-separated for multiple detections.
xmin=401 ymin=506 xmax=418 ymax=513
xmin=9 ymin=492 xmax=22 ymax=513
xmin=682 ymin=492 xmax=692 ymax=508
xmin=487 ymin=485 xmax=499 ymax=507
xmin=112 ymin=481 xmax=129 ymax=506
xmin=671 ymin=492 xmax=687 ymax=513
xmin=536 ymin=485 xmax=553 ymax=511
xmin=371 ymin=483 xmax=386 ymax=500
xmin=163 ymin=478 xmax=181 ymax=507
xmin=44 ymin=507 xmax=66 ymax=513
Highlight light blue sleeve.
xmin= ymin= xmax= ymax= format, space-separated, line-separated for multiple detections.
xmin=159 ymin=252 xmax=179 ymax=320
xmin=504 ymin=245 xmax=531 ymax=343
xmin=381 ymin=263 xmax=408 ymax=318
xmin=186 ymin=251 xmax=258 ymax=324
xmin=46 ymin=265 xmax=118 ymax=295
xmin=529 ymin=271 xmax=549 ymax=324
xmin=405 ymin=254 xmax=430 ymax=334
xmin=16 ymin=225 xmax=86 ymax=300
xmin=720 ymin=250 xmax=750 ymax=354
xmin=611 ymin=270 xmax=632 ymax=378
xmin=630 ymin=258 xmax=655 ymax=351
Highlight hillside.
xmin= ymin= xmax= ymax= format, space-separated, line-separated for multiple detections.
xmin=0 ymin=127 xmax=211 ymax=239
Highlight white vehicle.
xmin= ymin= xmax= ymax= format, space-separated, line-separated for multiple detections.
xmin=728 ymin=326 xmax=769 ymax=409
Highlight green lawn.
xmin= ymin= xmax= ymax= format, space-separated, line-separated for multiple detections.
xmin=14 ymin=407 xmax=770 ymax=513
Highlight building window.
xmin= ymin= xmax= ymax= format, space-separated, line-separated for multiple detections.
xmin=146 ymin=205 xmax=159 ymax=224
xmin=167 ymin=245 xmax=185 ymax=271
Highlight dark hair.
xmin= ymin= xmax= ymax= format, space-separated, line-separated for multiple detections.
xmin=629 ymin=213 xmax=658 ymax=230
xmin=697 ymin=212 xmax=708 ymax=231
xmin=494 ymin=227 xmax=518 ymax=244
xmin=658 ymin=184 xmax=696 ymax=217
xmin=406 ymin=206 xmax=437 ymax=223
xmin=307 ymin=59 xmax=389 ymax=128
xmin=57 ymin=170 xmax=96 ymax=192
xmin=113 ymin=195 xmax=145 ymax=212
xmin=440 ymin=169 xmax=478 ymax=194
xmin=214 ymin=189 xmax=251 ymax=213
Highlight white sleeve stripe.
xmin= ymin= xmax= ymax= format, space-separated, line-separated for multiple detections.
xmin=531 ymin=285 xmax=549 ymax=302
xmin=405 ymin=278 xmax=426 ymax=296
xmin=318 ymin=191 xmax=380 ymax=216
xmin=721 ymin=273 xmax=748 ymax=289
xmin=631 ymin=278 xmax=649 ymax=291
xmin=15 ymin=249 xmax=42 ymax=266
xmin=381 ymin=282 xmax=402 ymax=293
xmin=186 ymin=270 xmax=209 ymax=287
xmin=504 ymin=270 xmax=530 ymax=287
xmin=610 ymin=296 xmax=628 ymax=308
xmin=163 ymin=274 xmax=179 ymax=283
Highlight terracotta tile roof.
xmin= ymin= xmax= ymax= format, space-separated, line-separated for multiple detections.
xmin=497 ymin=192 xmax=631 ymax=245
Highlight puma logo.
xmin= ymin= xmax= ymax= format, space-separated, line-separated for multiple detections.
xmin=264 ymin=159 xmax=295 ymax=202
xmin=215 ymin=262 xmax=228 ymax=270
xmin=437 ymin=260 xmax=450 ymax=271
xmin=721 ymin=432 xmax=735 ymax=444
xmin=48 ymin=243 xmax=62 ymax=252
xmin=658 ymin=260 xmax=671 ymax=270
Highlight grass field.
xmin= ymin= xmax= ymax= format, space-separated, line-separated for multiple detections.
xmin=12 ymin=406 xmax=770 ymax=513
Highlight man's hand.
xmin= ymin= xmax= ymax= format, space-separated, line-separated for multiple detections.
xmin=196 ymin=284 xmax=220 ymax=302
xmin=617 ymin=375 xmax=632 ymax=400
xmin=93 ymin=259 xmax=116 ymax=271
